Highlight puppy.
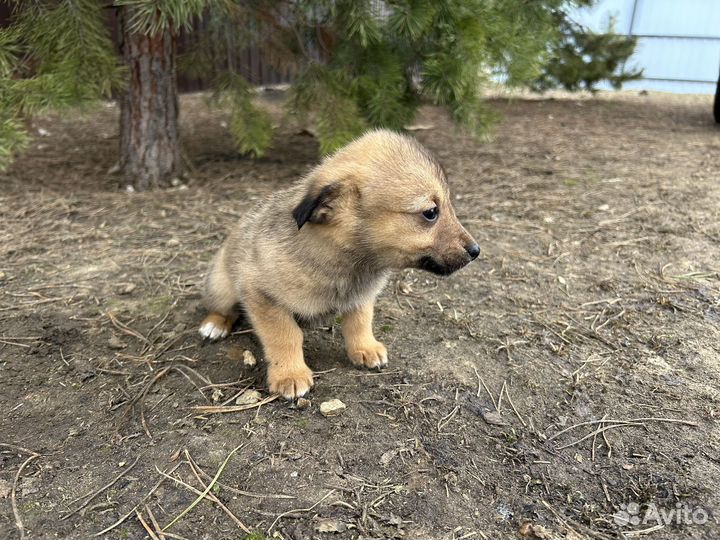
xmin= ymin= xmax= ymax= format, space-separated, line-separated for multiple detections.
xmin=199 ymin=129 xmax=479 ymax=399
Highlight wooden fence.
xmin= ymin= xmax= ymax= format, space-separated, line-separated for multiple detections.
xmin=0 ymin=3 xmax=294 ymax=91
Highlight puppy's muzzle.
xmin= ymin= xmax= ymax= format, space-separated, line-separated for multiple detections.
xmin=419 ymin=243 xmax=480 ymax=276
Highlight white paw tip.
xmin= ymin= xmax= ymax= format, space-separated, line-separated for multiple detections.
xmin=199 ymin=322 xmax=227 ymax=340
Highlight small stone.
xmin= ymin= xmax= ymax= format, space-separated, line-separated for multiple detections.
xmin=295 ymin=397 xmax=311 ymax=410
xmin=211 ymin=388 xmax=224 ymax=402
xmin=119 ymin=283 xmax=136 ymax=295
xmin=0 ymin=271 xmax=6 ymax=280
xmin=320 ymin=399 xmax=346 ymax=417
xmin=380 ymin=449 xmax=398 ymax=467
xmin=166 ymin=238 xmax=180 ymax=247
xmin=481 ymin=410 xmax=506 ymax=426
xmin=108 ymin=335 xmax=126 ymax=350
xmin=315 ymin=518 xmax=348 ymax=533
xmin=235 ymin=389 xmax=262 ymax=406
xmin=242 ymin=349 xmax=257 ymax=367
xmin=398 ymin=281 xmax=412 ymax=294
xmin=0 ymin=479 xmax=12 ymax=499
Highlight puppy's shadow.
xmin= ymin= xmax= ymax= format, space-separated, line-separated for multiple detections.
xmin=207 ymin=308 xmax=345 ymax=373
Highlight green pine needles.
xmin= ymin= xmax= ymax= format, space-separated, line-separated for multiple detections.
xmin=0 ymin=0 xmax=641 ymax=173
xmin=534 ymin=14 xmax=642 ymax=92
xmin=0 ymin=0 xmax=122 ymax=170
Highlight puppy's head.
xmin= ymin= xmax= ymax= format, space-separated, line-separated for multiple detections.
xmin=292 ymin=129 xmax=479 ymax=275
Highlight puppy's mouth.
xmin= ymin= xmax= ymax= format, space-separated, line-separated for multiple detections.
xmin=418 ymin=256 xmax=466 ymax=276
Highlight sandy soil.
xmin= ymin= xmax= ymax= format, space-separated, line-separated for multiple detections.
xmin=1 ymin=90 xmax=719 ymax=540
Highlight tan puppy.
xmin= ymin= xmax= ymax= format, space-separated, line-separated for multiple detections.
xmin=199 ymin=129 xmax=479 ymax=399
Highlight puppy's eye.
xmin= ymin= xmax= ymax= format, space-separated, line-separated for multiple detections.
xmin=422 ymin=206 xmax=439 ymax=223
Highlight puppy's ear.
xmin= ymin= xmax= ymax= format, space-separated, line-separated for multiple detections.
xmin=292 ymin=183 xmax=340 ymax=229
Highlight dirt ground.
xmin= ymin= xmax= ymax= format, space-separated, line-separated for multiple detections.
xmin=1 ymin=90 xmax=719 ymax=540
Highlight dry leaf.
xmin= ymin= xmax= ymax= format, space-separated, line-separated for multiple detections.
xmin=519 ymin=522 xmax=554 ymax=539
xmin=315 ymin=518 xmax=348 ymax=533
xmin=235 ymin=389 xmax=262 ymax=406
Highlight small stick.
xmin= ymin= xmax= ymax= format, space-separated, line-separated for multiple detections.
xmin=556 ymin=422 xmax=645 ymax=450
xmin=497 ymin=381 xmax=506 ymax=412
xmin=136 ymin=509 xmax=160 ymax=540
xmin=0 ymin=443 xmax=38 ymax=455
xmin=472 ymin=367 xmax=497 ymax=410
xmin=601 ymin=425 xmax=613 ymax=458
xmin=162 ymin=444 xmax=243 ymax=531
xmin=547 ymin=416 xmax=697 ymax=441
xmin=155 ymin=466 xmax=250 ymax=533
xmin=185 ymin=452 xmax=294 ymax=500
xmin=541 ymin=502 xmax=580 ymax=537
xmin=107 ymin=311 xmax=152 ymax=347
xmin=591 ymin=415 xmax=606 ymax=462
xmin=12 ymin=453 xmax=40 ymax=540
xmin=504 ymin=383 xmax=527 ymax=427
xmin=184 ymin=452 xmax=251 ymax=531
xmin=191 ymin=395 xmax=278 ymax=414
xmin=61 ymin=455 xmax=140 ymax=520
xmin=145 ymin=505 xmax=166 ymax=540
xmin=625 ymin=524 xmax=665 ymax=537
xmin=0 ymin=340 xmax=31 ymax=348
xmin=93 ymin=461 xmax=184 ymax=537
xmin=437 ymin=406 xmax=459 ymax=432
xmin=161 ymin=532 xmax=190 ymax=540
xmin=267 ymin=489 xmax=336 ymax=533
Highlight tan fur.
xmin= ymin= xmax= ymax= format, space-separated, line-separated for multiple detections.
xmin=199 ymin=129 xmax=478 ymax=399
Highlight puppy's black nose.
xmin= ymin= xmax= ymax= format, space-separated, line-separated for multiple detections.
xmin=466 ymin=243 xmax=480 ymax=260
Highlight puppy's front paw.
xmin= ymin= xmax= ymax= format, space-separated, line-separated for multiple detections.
xmin=348 ymin=340 xmax=388 ymax=369
xmin=267 ymin=365 xmax=314 ymax=400
xmin=199 ymin=313 xmax=232 ymax=340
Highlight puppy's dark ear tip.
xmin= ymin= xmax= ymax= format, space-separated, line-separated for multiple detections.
xmin=292 ymin=195 xmax=316 ymax=229
xmin=292 ymin=183 xmax=339 ymax=229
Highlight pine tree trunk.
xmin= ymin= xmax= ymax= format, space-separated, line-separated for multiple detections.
xmin=119 ymin=8 xmax=181 ymax=191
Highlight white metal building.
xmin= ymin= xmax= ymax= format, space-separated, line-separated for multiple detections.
xmin=573 ymin=0 xmax=720 ymax=94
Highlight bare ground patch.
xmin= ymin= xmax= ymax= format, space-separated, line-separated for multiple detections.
xmin=1 ymin=91 xmax=719 ymax=539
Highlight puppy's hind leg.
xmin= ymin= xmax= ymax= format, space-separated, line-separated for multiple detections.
xmin=342 ymin=300 xmax=388 ymax=369
xmin=199 ymin=247 xmax=239 ymax=340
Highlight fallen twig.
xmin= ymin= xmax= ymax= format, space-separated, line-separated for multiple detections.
xmin=504 ymin=383 xmax=527 ymax=427
xmin=162 ymin=444 xmax=243 ymax=532
xmin=472 ymin=367 xmax=497 ymax=410
xmin=61 ymin=455 xmax=140 ymax=520
xmin=185 ymin=451 xmax=294 ymax=500
xmin=267 ymin=489 xmax=336 ymax=533
xmin=191 ymin=395 xmax=278 ymax=414
xmin=548 ymin=416 xmax=698 ymax=442
xmin=11 ymin=452 xmax=40 ymax=540
xmin=136 ymin=509 xmax=160 ymax=540
xmin=93 ymin=461 xmax=184 ymax=537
